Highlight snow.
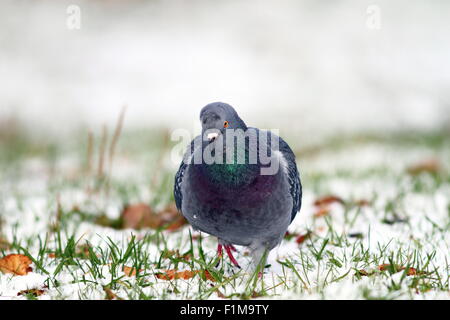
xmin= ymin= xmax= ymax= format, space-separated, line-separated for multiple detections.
xmin=1 ymin=141 xmax=449 ymax=300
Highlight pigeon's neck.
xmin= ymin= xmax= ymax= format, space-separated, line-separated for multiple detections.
xmin=192 ymin=130 xmax=267 ymax=188
xmin=203 ymin=161 xmax=259 ymax=188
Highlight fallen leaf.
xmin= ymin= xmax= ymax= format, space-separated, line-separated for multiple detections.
xmin=216 ymin=289 xmax=227 ymax=299
xmin=17 ymin=288 xmax=45 ymax=297
xmin=76 ymin=243 xmax=94 ymax=259
xmin=354 ymin=199 xmax=370 ymax=207
xmin=407 ymin=159 xmax=441 ymax=175
xmin=0 ymin=254 xmax=33 ymax=276
xmin=356 ymin=269 xmax=370 ymax=276
xmin=123 ymin=266 xmax=144 ymax=277
xmin=155 ymin=269 xmax=197 ymax=280
xmin=295 ymin=231 xmax=312 ymax=244
xmin=313 ymin=195 xmax=344 ymax=207
xmin=284 ymin=231 xmax=297 ymax=240
xmin=202 ymin=270 xmax=216 ymax=282
xmin=103 ymin=286 xmax=122 ymax=300
xmin=251 ymin=291 xmax=264 ymax=298
xmin=313 ymin=206 xmax=330 ymax=218
xmin=406 ymin=267 xmax=417 ymax=276
xmin=121 ymin=203 xmax=155 ymax=229
xmin=121 ymin=202 xmax=188 ymax=231
xmin=378 ymin=264 xmax=395 ymax=271
xmin=378 ymin=264 xmax=418 ymax=276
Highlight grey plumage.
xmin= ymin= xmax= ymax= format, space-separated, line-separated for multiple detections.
xmin=174 ymin=102 xmax=302 ymax=269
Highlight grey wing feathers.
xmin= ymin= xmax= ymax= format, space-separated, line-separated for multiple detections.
xmin=278 ymin=136 xmax=302 ymax=222
xmin=173 ymin=136 xmax=199 ymax=212
xmin=174 ymin=161 xmax=187 ymax=212
xmin=256 ymin=128 xmax=302 ymax=222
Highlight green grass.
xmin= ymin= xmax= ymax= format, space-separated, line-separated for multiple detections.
xmin=0 ymin=126 xmax=449 ymax=300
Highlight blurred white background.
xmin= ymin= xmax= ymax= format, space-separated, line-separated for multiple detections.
xmin=0 ymin=0 xmax=449 ymax=138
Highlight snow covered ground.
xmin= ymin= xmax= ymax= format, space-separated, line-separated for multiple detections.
xmin=0 ymin=131 xmax=448 ymax=300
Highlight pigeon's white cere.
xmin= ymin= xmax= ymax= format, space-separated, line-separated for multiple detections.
xmin=207 ymin=132 xmax=219 ymax=141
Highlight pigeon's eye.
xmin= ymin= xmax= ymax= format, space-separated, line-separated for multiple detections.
xmin=223 ymin=121 xmax=229 ymax=128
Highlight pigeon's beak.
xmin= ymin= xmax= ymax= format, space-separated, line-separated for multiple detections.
xmin=207 ymin=132 xmax=219 ymax=142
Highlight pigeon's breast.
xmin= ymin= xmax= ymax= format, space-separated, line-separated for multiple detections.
xmin=189 ymin=162 xmax=281 ymax=207
xmin=181 ymin=160 xmax=291 ymax=246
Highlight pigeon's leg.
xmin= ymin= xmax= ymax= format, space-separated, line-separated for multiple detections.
xmin=217 ymin=243 xmax=223 ymax=258
xmin=250 ymin=243 xmax=269 ymax=273
xmin=215 ymin=243 xmax=223 ymax=267
xmin=224 ymin=245 xmax=241 ymax=268
xmin=216 ymin=239 xmax=241 ymax=269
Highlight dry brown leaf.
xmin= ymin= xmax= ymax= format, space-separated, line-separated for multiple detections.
xmin=17 ymin=288 xmax=45 ymax=297
xmin=121 ymin=202 xmax=187 ymax=231
xmin=103 ymin=286 xmax=122 ymax=300
xmin=313 ymin=195 xmax=345 ymax=207
xmin=76 ymin=243 xmax=94 ymax=259
xmin=378 ymin=264 xmax=418 ymax=276
xmin=313 ymin=206 xmax=331 ymax=218
xmin=156 ymin=269 xmax=216 ymax=281
xmin=357 ymin=269 xmax=370 ymax=276
xmin=295 ymin=232 xmax=312 ymax=244
xmin=407 ymin=159 xmax=441 ymax=175
xmin=121 ymin=203 xmax=155 ymax=229
xmin=251 ymin=291 xmax=264 ymax=298
xmin=406 ymin=267 xmax=417 ymax=276
xmin=123 ymin=266 xmax=144 ymax=277
xmin=354 ymin=199 xmax=371 ymax=207
xmin=378 ymin=264 xmax=394 ymax=271
xmin=155 ymin=269 xmax=197 ymax=280
xmin=0 ymin=254 xmax=33 ymax=276
xmin=202 ymin=270 xmax=216 ymax=282
xmin=216 ymin=289 xmax=227 ymax=299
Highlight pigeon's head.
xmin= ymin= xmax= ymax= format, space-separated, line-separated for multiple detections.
xmin=200 ymin=102 xmax=247 ymax=142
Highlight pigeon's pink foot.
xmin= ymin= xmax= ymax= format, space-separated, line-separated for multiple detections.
xmin=216 ymin=243 xmax=241 ymax=268
xmin=217 ymin=244 xmax=223 ymax=258
xmin=224 ymin=244 xmax=241 ymax=268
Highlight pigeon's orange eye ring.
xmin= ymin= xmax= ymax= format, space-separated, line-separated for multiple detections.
xmin=223 ymin=121 xmax=229 ymax=128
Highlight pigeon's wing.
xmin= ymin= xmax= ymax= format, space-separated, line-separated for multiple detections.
xmin=174 ymin=162 xmax=187 ymax=212
xmin=254 ymin=128 xmax=302 ymax=222
xmin=174 ymin=136 xmax=200 ymax=212
xmin=278 ymin=136 xmax=302 ymax=222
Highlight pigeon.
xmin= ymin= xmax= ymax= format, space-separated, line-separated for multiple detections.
xmin=174 ymin=102 xmax=302 ymax=269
